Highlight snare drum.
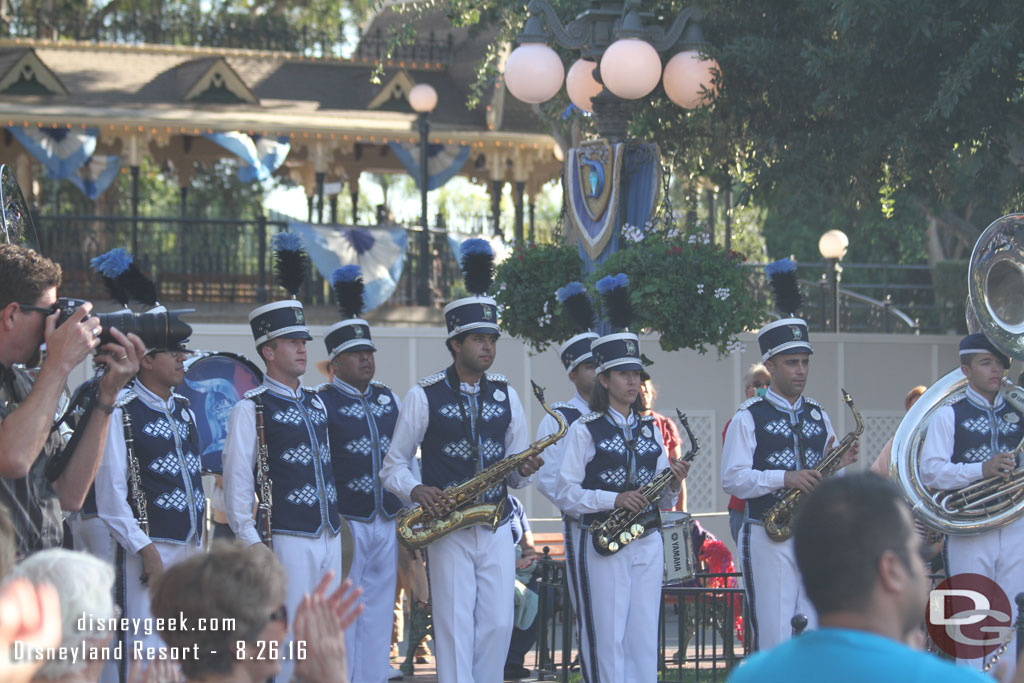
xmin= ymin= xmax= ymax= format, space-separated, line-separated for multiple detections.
xmin=661 ymin=511 xmax=697 ymax=585
xmin=177 ymin=351 xmax=263 ymax=473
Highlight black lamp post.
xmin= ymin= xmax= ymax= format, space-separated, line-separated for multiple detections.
xmin=818 ymin=229 xmax=849 ymax=333
xmin=410 ymin=83 xmax=438 ymax=306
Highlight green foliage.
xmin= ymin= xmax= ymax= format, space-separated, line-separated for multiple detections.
xmin=596 ymin=232 xmax=766 ymax=354
xmin=493 ymin=240 xmax=583 ymax=352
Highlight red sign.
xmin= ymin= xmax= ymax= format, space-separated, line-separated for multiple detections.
xmin=926 ymin=573 xmax=1012 ymax=660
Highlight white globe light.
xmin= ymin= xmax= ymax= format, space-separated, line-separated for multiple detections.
xmin=566 ymin=58 xmax=602 ymax=113
xmin=600 ymin=38 xmax=661 ymax=100
xmin=663 ymin=50 xmax=719 ymax=109
xmin=818 ymin=229 xmax=850 ymax=260
xmin=504 ymin=43 xmax=565 ymax=104
xmin=408 ymin=83 xmax=438 ymax=113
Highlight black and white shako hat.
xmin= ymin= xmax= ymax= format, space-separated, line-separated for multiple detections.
xmin=249 ymin=232 xmax=313 ymax=346
xmin=556 ymin=281 xmax=598 ymax=372
xmin=591 ymin=273 xmax=642 ymax=373
xmin=325 ymin=264 xmax=375 ymax=358
xmin=444 ymin=238 xmax=501 ymax=339
xmin=758 ymin=258 xmax=812 ymax=360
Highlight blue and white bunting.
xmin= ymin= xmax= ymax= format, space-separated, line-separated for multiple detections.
xmin=203 ymin=131 xmax=291 ymax=183
xmin=388 ymin=142 xmax=471 ymax=191
xmin=68 ymin=155 xmax=121 ymax=199
xmin=286 ymin=222 xmax=407 ymax=312
xmin=9 ymin=126 xmax=98 ymax=179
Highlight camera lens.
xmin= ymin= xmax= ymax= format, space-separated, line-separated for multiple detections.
xmin=94 ymin=309 xmax=193 ymax=350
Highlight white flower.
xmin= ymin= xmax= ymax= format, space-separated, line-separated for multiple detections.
xmin=498 ymin=282 xmax=507 ymax=292
xmin=666 ymin=226 xmax=681 ymax=239
xmin=696 ymin=283 xmax=705 ymax=294
xmin=621 ymin=223 xmax=646 ymax=244
xmin=714 ymin=287 xmax=731 ymax=300
xmin=727 ymin=340 xmax=746 ymax=355
xmin=687 ymin=234 xmax=698 ymax=244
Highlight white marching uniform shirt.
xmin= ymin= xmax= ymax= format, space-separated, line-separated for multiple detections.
xmin=223 ymin=375 xmax=342 ymax=683
xmin=535 ymin=391 xmax=594 ymax=681
xmin=380 ymin=378 xmax=531 ymax=683
xmin=554 ymin=407 xmax=678 ymax=683
xmin=95 ymin=381 xmax=204 ymax=683
xmin=721 ymin=388 xmax=836 ymax=651
xmin=920 ymin=384 xmax=1024 ymax=669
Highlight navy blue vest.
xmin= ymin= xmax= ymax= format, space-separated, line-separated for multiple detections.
xmin=579 ymin=412 xmax=663 ymax=528
xmin=951 ymin=395 xmax=1024 ymax=465
xmin=419 ymin=369 xmax=513 ymax=515
xmin=745 ymin=396 xmax=830 ymax=523
xmin=119 ymin=391 xmax=205 ymax=544
xmin=552 ymin=402 xmax=583 ymax=427
xmin=247 ymin=385 xmax=341 ymax=537
xmin=319 ymin=379 xmax=402 ymax=521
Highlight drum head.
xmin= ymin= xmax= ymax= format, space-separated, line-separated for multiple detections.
xmin=178 ymin=352 xmax=263 ymax=473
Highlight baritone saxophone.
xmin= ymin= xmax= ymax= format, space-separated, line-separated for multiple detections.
xmin=396 ymin=380 xmax=567 ymax=550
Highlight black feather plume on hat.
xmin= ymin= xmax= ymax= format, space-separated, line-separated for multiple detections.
xmin=89 ymin=248 xmax=159 ymax=308
xmin=460 ymin=238 xmax=494 ymax=296
xmin=764 ymin=258 xmax=802 ymax=316
xmin=596 ymin=273 xmax=633 ymax=331
xmin=272 ymin=232 xmax=308 ymax=299
xmin=556 ymin=281 xmax=595 ymax=333
xmin=331 ymin=265 xmax=365 ymax=319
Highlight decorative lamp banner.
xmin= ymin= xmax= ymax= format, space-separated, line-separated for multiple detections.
xmin=203 ymin=132 xmax=291 ymax=183
xmin=565 ymin=140 xmax=625 ymax=262
xmin=68 ymin=155 xmax=121 ymax=200
xmin=9 ymin=126 xmax=98 ymax=180
xmin=621 ymin=142 xmax=661 ymax=240
xmin=287 ymin=221 xmax=407 ymax=312
xmin=388 ymin=142 xmax=471 ymax=191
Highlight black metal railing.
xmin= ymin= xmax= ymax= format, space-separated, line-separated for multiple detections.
xmin=353 ymin=28 xmax=454 ymax=63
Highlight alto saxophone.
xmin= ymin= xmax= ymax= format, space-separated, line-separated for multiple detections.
xmin=122 ymin=407 xmax=149 ymax=536
xmin=591 ymin=410 xmax=700 ymax=556
xmin=763 ymin=389 xmax=864 ymax=542
xmin=254 ymin=398 xmax=274 ymax=549
xmin=397 ymin=380 xmax=567 ymax=550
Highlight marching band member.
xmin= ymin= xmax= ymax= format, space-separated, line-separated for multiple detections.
xmin=535 ymin=281 xmax=598 ymax=682
xmin=223 ymin=233 xmax=342 ymax=682
xmin=920 ymin=332 xmax=1024 ymax=668
xmin=90 ymin=248 xmax=204 ymax=683
xmin=319 ymin=265 xmax=404 ymax=683
xmin=721 ymin=259 xmax=856 ymax=651
xmin=381 ymin=239 xmax=542 ymax=683
xmin=555 ymin=273 xmax=688 ymax=683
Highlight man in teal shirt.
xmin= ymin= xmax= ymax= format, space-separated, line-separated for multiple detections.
xmin=729 ymin=474 xmax=993 ymax=682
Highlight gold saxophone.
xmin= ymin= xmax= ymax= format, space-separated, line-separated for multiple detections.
xmin=397 ymin=380 xmax=567 ymax=550
xmin=763 ymin=389 xmax=864 ymax=542
xmin=591 ymin=410 xmax=700 ymax=555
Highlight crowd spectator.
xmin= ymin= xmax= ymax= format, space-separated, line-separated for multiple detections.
xmin=726 ymin=364 xmax=771 ymax=543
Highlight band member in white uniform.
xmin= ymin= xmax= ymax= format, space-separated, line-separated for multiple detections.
xmin=920 ymin=332 xmax=1024 ymax=669
xmin=555 ymin=273 xmax=688 ymax=683
xmin=223 ymin=233 xmax=343 ymax=682
xmin=381 ymin=239 xmax=542 ymax=683
xmin=319 ymin=265 xmax=405 ymax=683
xmin=95 ymin=343 xmax=204 ymax=682
xmin=535 ymin=281 xmax=598 ymax=682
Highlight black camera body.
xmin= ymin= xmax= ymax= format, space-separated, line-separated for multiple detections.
xmin=55 ymin=297 xmax=193 ymax=350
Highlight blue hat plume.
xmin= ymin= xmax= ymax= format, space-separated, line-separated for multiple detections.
xmin=764 ymin=258 xmax=802 ymax=317
xmin=460 ymin=238 xmax=494 ymax=296
xmin=596 ymin=273 xmax=633 ymax=330
xmin=272 ymin=231 xmax=308 ymax=298
xmin=90 ymin=247 xmax=158 ymax=308
xmin=556 ymin=281 xmax=596 ymax=333
xmin=331 ymin=265 xmax=365 ymax=319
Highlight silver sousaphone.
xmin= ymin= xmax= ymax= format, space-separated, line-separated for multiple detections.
xmin=0 ymin=164 xmax=40 ymax=251
xmin=892 ymin=213 xmax=1024 ymax=535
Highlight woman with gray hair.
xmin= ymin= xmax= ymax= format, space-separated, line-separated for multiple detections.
xmin=7 ymin=548 xmax=117 ymax=682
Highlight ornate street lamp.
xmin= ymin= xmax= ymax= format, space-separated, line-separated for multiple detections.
xmin=409 ymin=83 xmax=438 ymax=306
xmin=818 ymin=229 xmax=849 ymax=333
xmin=503 ymin=0 xmax=719 ymax=143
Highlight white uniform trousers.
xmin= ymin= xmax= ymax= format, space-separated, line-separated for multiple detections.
xmin=272 ymin=530 xmax=343 ymax=683
xmin=426 ymin=522 xmax=514 ymax=683
xmin=739 ymin=521 xmax=817 ymax=651
xmin=70 ymin=513 xmax=116 ymax=563
xmin=562 ymin=517 xmax=595 ymax=683
xmin=344 ymin=516 xmax=398 ymax=683
xmin=574 ymin=525 xmax=662 ymax=683
xmin=105 ymin=540 xmax=200 ymax=683
xmin=945 ymin=516 xmax=1024 ymax=669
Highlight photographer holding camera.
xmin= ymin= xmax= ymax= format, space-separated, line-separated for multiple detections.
xmin=0 ymin=244 xmax=144 ymax=557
